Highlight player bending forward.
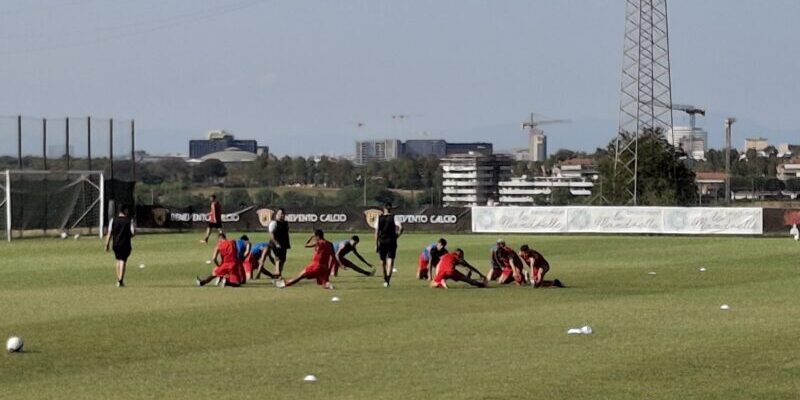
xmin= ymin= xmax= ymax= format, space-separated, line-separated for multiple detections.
xmin=486 ymin=240 xmax=525 ymax=286
xmin=417 ymin=238 xmax=447 ymax=280
xmin=431 ymin=249 xmax=487 ymax=289
xmin=196 ymin=233 xmax=242 ymax=287
xmin=279 ymin=229 xmax=335 ymax=289
xmin=519 ymin=245 xmax=564 ymax=288
xmin=332 ymin=236 xmax=374 ymax=277
xmin=251 ymin=241 xmax=277 ymax=280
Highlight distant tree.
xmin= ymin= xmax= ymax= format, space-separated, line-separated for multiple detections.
xmin=253 ymin=188 xmax=279 ymax=205
xmin=224 ymin=188 xmax=252 ymax=210
xmin=192 ymin=159 xmax=227 ymax=183
xmin=597 ymin=129 xmax=697 ymax=205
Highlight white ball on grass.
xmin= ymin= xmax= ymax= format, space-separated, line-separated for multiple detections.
xmin=303 ymin=374 xmax=317 ymax=382
xmin=73 ymin=234 xmax=81 ymax=240
xmin=720 ymin=304 xmax=730 ymax=310
xmin=580 ymin=326 xmax=593 ymax=334
xmin=331 ymin=296 xmax=340 ymax=302
xmin=699 ymin=267 xmax=707 ymax=272
xmin=6 ymin=336 xmax=23 ymax=353
xmin=139 ymin=264 xmax=146 ymax=269
xmin=205 ymin=260 xmax=212 ymax=264
xmin=60 ymin=232 xmax=68 ymax=239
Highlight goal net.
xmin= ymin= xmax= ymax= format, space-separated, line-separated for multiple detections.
xmin=1 ymin=170 xmax=105 ymax=241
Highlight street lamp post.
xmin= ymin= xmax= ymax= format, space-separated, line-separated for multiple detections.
xmin=724 ymin=117 xmax=736 ymax=205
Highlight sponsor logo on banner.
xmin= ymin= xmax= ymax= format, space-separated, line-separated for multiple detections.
xmin=284 ymin=213 xmax=348 ymax=223
xmin=152 ymin=207 xmax=168 ymax=227
xmin=364 ymin=209 xmax=382 ymax=228
xmin=256 ymin=208 xmax=273 ymax=227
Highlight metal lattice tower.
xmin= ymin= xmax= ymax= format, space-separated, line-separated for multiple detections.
xmin=614 ymin=0 xmax=674 ymax=205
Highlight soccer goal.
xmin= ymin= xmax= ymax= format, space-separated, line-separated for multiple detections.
xmin=1 ymin=170 xmax=105 ymax=241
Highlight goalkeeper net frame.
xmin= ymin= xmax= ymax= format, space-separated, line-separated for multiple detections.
xmin=0 ymin=170 xmax=105 ymax=241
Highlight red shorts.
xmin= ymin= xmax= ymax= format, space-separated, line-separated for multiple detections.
xmin=432 ymin=267 xmax=456 ymax=285
xmin=213 ymin=263 xmax=235 ymax=278
xmin=243 ymin=256 xmax=259 ymax=275
xmin=499 ymin=267 xmax=523 ymax=284
xmin=418 ymin=254 xmax=429 ymax=273
xmin=304 ymin=263 xmax=330 ymax=285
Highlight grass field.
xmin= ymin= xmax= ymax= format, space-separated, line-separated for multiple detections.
xmin=1 ymin=232 xmax=799 ymax=399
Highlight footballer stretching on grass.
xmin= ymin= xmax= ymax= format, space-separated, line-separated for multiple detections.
xmin=331 ymin=235 xmax=375 ymax=277
xmin=417 ymin=238 xmax=448 ymax=281
xmin=196 ymin=233 xmax=243 ymax=288
xmin=279 ymin=229 xmax=335 ymax=289
xmin=430 ymin=249 xmax=487 ymax=289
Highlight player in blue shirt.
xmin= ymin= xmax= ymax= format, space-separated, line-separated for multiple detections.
xmin=248 ymin=241 xmax=276 ymax=280
xmin=332 ymin=235 xmax=374 ymax=277
xmin=417 ymin=238 xmax=447 ymax=280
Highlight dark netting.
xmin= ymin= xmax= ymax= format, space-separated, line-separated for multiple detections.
xmin=8 ymin=172 xmax=102 ymax=233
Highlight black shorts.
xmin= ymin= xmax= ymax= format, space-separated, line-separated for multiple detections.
xmin=273 ymin=247 xmax=288 ymax=263
xmin=208 ymin=222 xmax=222 ymax=229
xmin=377 ymin=242 xmax=397 ymax=261
xmin=113 ymin=246 xmax=132 ymax=262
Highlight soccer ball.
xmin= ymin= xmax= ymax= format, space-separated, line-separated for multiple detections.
xmin=73 ymin=234 xmax=81 ymax=240
xmin=60 ymin=232 xmax=68 ymax=239
xmin=6 ymin=336 xmax=23 ymax=353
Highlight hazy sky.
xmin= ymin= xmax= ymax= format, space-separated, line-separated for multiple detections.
xmin=1 ymin=0 xmax=798 ymax=157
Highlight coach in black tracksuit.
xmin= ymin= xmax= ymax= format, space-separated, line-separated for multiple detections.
xmin=268 ymin=208 xmax=291 ymax=278
xmin=105 ymin=205 xmax=135 ymax=288
xmin=376 ymin=202 xmax=403 ymax=287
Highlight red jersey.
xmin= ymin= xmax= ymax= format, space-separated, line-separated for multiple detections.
xmin=437 ymin=252 xmax=459 ymax=274
xmin=520 ymin=249 xmax=548 ymax=268
xmin=217 ymin=239 xmax=237 ymax=264
xmin=209 ymin=201 xmax=221 ymax=223
xmin=312 ymin=239 xmax=334 ymax=266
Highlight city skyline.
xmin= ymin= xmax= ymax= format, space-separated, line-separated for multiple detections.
xmin=1 ymin=0 xmax=799 ymax=157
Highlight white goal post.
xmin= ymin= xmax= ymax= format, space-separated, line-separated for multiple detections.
xmin=1 ymin=170 xmax=105 ymax=242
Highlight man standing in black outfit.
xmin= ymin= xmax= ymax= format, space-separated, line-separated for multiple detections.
xmin=268 ymin=208 xmax=291 ymax=278
xmin=375 ymin=202 xmax=403 ymax=287
xmin=104 ymin=205 xmax=136 ymax=288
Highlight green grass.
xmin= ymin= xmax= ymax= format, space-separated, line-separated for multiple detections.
xmin=1 ymin=233 xmax=799 ymax=399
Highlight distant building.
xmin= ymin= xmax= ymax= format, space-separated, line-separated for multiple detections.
xmin=497 ymin=158 xmax=597 ymax=205
xmin=777 ymin=159 xmax=800 ymax=180
xmin=445 ymin=142 xmax=493 ymax=156
xmin=189 ymin=130 xmax=267 ymax=159
xmin=355 ymin=139 xmax=402 ymax=164
xmin=402 ymin=139 xmax=447 ymax=157
xmin=777 ymin=143 xmax=800 ymax=158
xmin=528 ymin=130 xmax=547 ymax=162
xmin=441 ymin=153 xmax=513 ymax=206
xmin=498 ymin=176 xmax=594 ymax=205
xmin=668 ymin=126 xmax=708 ymax=160
xmin=744 ymin=137 xmax=769 ymax=152
xmin=695 ymin=171 xmax=727 ymax=202
xmin=355 ymin=139 xmax=493 ymax=164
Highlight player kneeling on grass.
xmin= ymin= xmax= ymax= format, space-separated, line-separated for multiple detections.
xmin=332 ymin=235 xmax=374 ymax=277
xmin=279 ymin=229 xmax=335 ymax=289
xmin=196 ymin=233 xmax=242 ymax=287
xmin=486 ymin=240 xmax=525 ymax=286
xmin=519 ymin=245 xmax=564 ymax=288
xmin=417 ymin=238 xmax=448 ymax=280
xmin=431 ymin=249 xmax=487 ymax=289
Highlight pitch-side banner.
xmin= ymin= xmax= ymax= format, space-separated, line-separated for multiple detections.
xmin=471 ymin=206 xmax=763 ymax=235
xmin=136 ymin=205 xmax=471 ymax=233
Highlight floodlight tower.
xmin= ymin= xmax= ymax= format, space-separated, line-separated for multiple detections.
xmin=614 ymin=0 xmax=674 ymax=205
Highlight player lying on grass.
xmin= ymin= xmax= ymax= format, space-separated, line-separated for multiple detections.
xmin=251 ymin=241 xmax=277 ymax=280
xmin=519 ymin=245 xmax=564 ymax=288
xmin=486 ymin=239 xmax=525 ymax=286
xmin=331 ymin=235 xmax=374 ymax=277
xmin=195 ymin=233 xmax=242 ymax=287
xmin=417 ymin=238 xmax=448 ymax=280
xmin=278 ymin=229 xmax=335 ymax=289
xmin=430 ymin=249 xmax=487 ymax=288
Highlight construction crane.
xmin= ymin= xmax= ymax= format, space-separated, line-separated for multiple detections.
xmin=669 ymin=103 xmax=706 ymax=158
xmin=522 ymin=113 xmax=569 ymax=162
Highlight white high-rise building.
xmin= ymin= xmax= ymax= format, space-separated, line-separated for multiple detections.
xmin=667 ymin=126 xmax=708 ymax=160
xmin=441 ymin=153 xmax=513 ymax=206
xmin=528 ymin=130 xmax=547 ymax=162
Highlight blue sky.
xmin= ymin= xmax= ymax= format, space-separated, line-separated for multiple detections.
xmin=0 ymin=0 xmax=798 ymax=157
